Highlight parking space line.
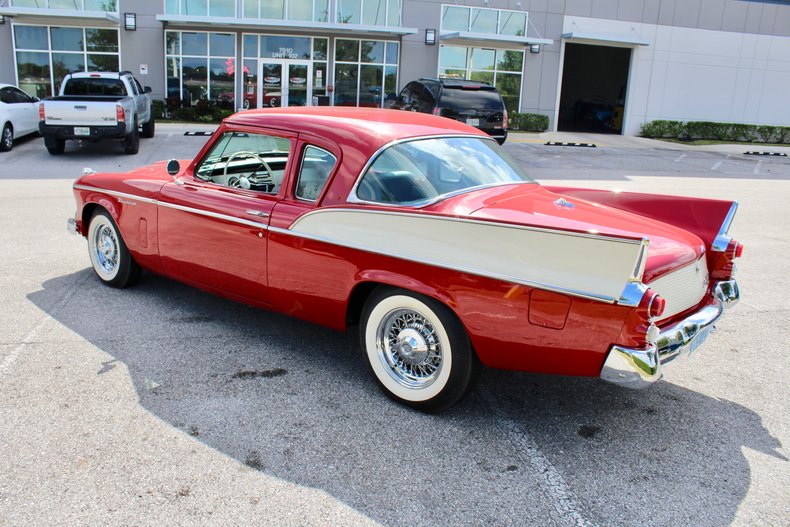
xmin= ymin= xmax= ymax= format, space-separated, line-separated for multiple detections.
xmin=674 ymin=154 xmax=687 ymax=162
xmin=754 ymin=161 xmax=762 ymax=174
xmin=480 ymin=391 xmax=600 ymax=527
xmin=711 ymin=161 xmax=722 ymax=171
xmin=0 ymin=274 xmax=88 ymax=378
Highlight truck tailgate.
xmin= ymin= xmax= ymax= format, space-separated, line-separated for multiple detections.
xmin=43 ymin=100 xmax=119 ymax=127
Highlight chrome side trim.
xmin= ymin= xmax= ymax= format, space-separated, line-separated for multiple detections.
xmin=346 ymin=134 xmax=534 ymax=207
xmin=156 ymin=201 xmax=270 ymax=230
xmin=74 ymin=184 xmax=157 ymax=205
xmin=629 ymin=238 xmax=650 ymax=282
xmin=73 ymin=184 xmax=269 ymax=230
xmin=290 ymin=207 xmax=645 ymax=246
xmin=270 ymin=224 xmax=621 ymax=304
xmin=712 ymin=201 xmax=738 ymax=251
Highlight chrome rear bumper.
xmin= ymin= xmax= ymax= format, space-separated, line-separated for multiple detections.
xmin=600 ymin=280 xmax=738 ymax=389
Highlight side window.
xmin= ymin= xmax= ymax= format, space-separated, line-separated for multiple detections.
xmin=11 ymin=88 xmax=33 ymax=103
xmin=296 ymin=145 xmax=337 ymax=202
xmin=195 ymin=131 xmax=292 ymax=193
xmin=127 ymin=77 xmax=139 ymax=95
xmin=0 ymin=88 xmax=11 ymax=104
xmin=133 ymin=78 xmax=144 ymax=95
xmin=418 ymin=85 xmax=435 ymax=113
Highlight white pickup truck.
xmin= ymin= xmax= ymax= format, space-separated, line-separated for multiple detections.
xmin=39 ymin=71 xmax=154 ymax=155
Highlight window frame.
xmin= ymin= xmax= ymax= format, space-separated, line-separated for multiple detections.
xmin=294 ymin=144 xmax=338 ymax=202
xmin=440 ymin=4 xmax=527 ymax=37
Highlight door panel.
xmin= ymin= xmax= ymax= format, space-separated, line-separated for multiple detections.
xmin=158 ymin=180 xmax=274 ymax=303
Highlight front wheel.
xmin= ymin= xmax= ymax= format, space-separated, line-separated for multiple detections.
xmin=87 ymin=209 xmax=141 ymax=288
xmin=141 ymin=114 xmax=155 ymax=138
xmin=360 ymin=288 xmax=480 ymax=411
xmin=0 ymin=123 xmax=13 ymax=152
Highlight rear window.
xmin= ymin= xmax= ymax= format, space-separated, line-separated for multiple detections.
xmin=63 ymin=78 xmax=126 ymax=96
xmin=439 ymin=87 xmax=503 ymax=111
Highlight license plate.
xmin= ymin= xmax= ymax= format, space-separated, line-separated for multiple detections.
xmin=688 ymin=325 xmax=714 ymax=355
xmin=465 ymin=118 xmax=480 ymax=127
xmin=74 ymin=127 xmax=90 ymax=136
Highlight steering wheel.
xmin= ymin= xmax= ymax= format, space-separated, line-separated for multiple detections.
xmin=222 ymin=150 xmax=275 ymax=190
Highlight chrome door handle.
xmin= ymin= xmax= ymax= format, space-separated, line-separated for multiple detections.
xmin=246 ymin=210 xmax=269 ymax=218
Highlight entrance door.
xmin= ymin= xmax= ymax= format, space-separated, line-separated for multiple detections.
xmin=258 ymin=60 xmax=313 ymax=108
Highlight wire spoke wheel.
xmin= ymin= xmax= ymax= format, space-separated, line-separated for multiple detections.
xmin=361 ymin=288 xmax=480 ymax=411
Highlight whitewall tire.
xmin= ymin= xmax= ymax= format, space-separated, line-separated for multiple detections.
xmin=87 ymin=210 xmax=141 ymax=288
xmin=360 ymin=288 xmax=479 ymax=411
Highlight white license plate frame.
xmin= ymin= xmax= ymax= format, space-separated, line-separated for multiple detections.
xmin=74 ymin=127 xmax=90 ymax=136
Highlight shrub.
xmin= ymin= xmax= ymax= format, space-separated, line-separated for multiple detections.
xmin=151 ymin=99 xmax=166 ymax=119
xmin=640 ymin=120 xmax=686 ymax=138
xmin=640 ymin=120 xmax=790 ymax=144
xmin=509 ymin=112 xmax=549 ymax=132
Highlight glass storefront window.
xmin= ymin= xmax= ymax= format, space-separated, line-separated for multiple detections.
xmin=260 ymin=35 xmax=311 ymax=59
xmin=181 ymin=0 xmax=207 ymax=16
xmin=313 ymin=39 xmax=328 ymax=61
xmin=440 ymin=5 xmax=527 ymax=36
xmin=183 ymin=32 xmax=208 ymax=56
xmin=167 ymin=0 xmax=235 ymax=16
xmin=13 ymin=24 xmax=119 ymax=98
xmin=441 ymin=6 xmax=468 ymax=32
xmin=14 ymin=26 xmax=48 ymax=50
xmin=13 ymin=0 xmax=117 ymax=7
xmin=470 ymin=8 xmax=497 ymax=34
xmin=337 ymin=0 xmax=400 ymax=25
xmin=470 ymin=48 xmax=495 ymax=71
xmin=290 ymin=0 xmax=312 ymax=20
xmin=51 ymin=27 xmax=84 ymax=51
xmin=166 ymin=30 xmax=236 ymax=109
xmin=87 ymin=29 xmax=119 ymax=52
xmin=439 ymin=45 xmax=524 ymax=113
xmin=334 ymin=38 xmax=398 ymax=108
xmin=242 ymin=0 xmax=328 ymax=20
xmin=262 ymin=0 xmax=285 ymax=18
xmin=315 ymin=0 xmax=329 ymax=22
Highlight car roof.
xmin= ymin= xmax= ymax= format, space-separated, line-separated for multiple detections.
xmin=226 ymin=107 xmax=487 ymax=153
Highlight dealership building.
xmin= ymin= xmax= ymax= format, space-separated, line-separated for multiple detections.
xmin=1 ymin=0 xmax=788 ymax=135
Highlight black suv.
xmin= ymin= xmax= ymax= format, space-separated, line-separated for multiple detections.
xmin=391 ymin=78 xmax=508 ymax=144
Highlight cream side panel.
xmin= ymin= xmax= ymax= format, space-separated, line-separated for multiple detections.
xmin=290 ymin=210 xmax=643 ymax=302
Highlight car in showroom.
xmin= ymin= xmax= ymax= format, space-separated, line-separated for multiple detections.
xmin=0 ymin=84 xmax=40 ymax=152
xmin=390 ymin=78 xmax=509 ymax=144
xmin=67 ymin=107 xmax=741 ymax=411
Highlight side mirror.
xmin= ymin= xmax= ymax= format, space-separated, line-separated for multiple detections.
xmin=166 ymin=159 xmax=180 ymax=176
xmin=144 ymin=86 xmax=152 ymax=94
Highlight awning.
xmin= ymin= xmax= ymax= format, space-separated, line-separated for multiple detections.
xmin=0 ymin=7 xmax=119 ymax=24
xmin=440 ymin=30 xmax=553 ymax=47
xmin=561 ymin=31 xmax=650 ymax=46
xmin=157 ymin=15 xmax=418 ymax=37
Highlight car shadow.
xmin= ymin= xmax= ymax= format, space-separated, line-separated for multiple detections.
xmin=28 ymin=270 xmax=785 ymax=527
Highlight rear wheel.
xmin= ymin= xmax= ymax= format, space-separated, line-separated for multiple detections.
xmin=360 ymin=287 xmax=480 ymax=411
xmin=44 ymin=135 xmax=65 ymax=155
xmin=141 ymin=114 xmax=155 ymax=138
xmin=0 ymin=123 xmax=13 ymax=152
xmin=86 ymin=209 xmax=141 ymax=288
xmin=123 ymin=121 xmax=139 ymax=154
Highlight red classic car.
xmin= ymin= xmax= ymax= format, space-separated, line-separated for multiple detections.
xmin=67 ymin=108 xmax=741 ymax=411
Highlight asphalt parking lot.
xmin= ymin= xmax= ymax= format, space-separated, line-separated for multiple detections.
xmin=1 ymin=124 xmax=788 ymax=526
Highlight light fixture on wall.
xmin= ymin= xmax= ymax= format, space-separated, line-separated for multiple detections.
xmin=0 ymin=15 xmax=5 ymax=25
xmin=529 ymin=44 xmax=541 ymax=54
xmin=425 ymin=28 xmax=437 ymax=46
xmin=124 ymin=12 xmax=137 ymax=31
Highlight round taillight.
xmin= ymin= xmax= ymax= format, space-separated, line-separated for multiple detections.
xmin=648 ymin=294 xmax=666 ymax=319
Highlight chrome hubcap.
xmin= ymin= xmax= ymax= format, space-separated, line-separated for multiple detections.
xmin=93 ymin=224 xmax=118 ymax=273
xmin=377 ymin=309 xmax=442 ymax=389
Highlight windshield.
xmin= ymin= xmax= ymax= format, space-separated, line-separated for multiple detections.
xmin=354 ymin=137 xmax=535 ymax=206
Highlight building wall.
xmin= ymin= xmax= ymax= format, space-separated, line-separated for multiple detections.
xmin=0 ymin=22 xmax=14 ymax=84
xmin=118 ymin=0 xmax=166 ymax=100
